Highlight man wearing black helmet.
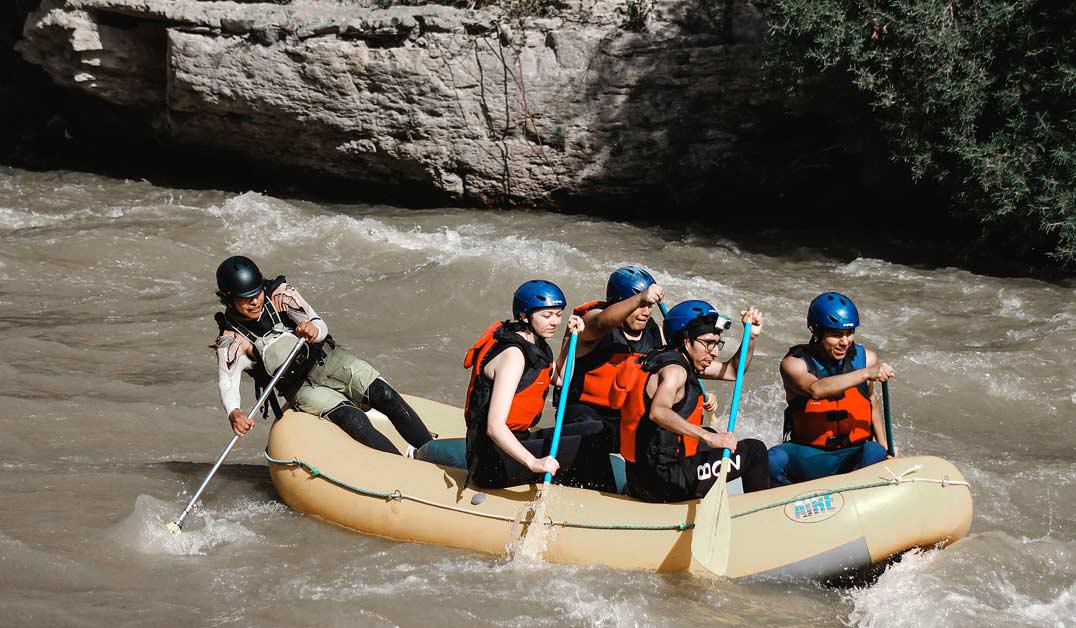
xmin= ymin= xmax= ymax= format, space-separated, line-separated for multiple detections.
xmin=767 ymin=292 xmax=895 ymax=486
xmin=212 ymin=256 xmax=433 ymax=455
xmin=610 ymin=300 xmax=769 ymax=502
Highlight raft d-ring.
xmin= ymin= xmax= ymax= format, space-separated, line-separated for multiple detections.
xmin=543 ymin=515 xmax=555 ymax=529
xmin=388 ymin=489 xmax=404 ymax=502
xmin=942 ymin=475 xmax=951 ymax=487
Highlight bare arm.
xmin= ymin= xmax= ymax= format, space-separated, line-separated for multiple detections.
xmin=648 ymin=364 xmax=737 ymax=452
xmin=484 ymin=348 xmax=558 ymax=475
xmin=781 ymin=347 xmax=895 ymax=401
xmin=700 ymin=307 xmax=763 ymax=381
xmin=580 ymin=284 xmax=665 ymax=342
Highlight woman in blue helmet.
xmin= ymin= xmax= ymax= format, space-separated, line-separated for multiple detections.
xmin=609 ymin=300 xmax=770 ymax=502
xmin=460 ymin=280 xmax=598 ymax=489
xmin=767 ymin=292 xmax=896 ymax=486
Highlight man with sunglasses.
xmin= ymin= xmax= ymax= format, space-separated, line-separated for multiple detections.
xmin=610 ymin=300 xmax=770 ymax=503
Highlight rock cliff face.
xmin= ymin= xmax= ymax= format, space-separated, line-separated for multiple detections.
xmin=16 ymin=0 xmax=765 ymax=209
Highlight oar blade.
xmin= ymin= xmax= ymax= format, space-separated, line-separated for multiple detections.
xmin=690 ymin=458 xmax=732 ymax=576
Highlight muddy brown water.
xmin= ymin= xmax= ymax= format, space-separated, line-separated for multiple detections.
xmin=1 ymin=167 xmax=1074 ymax=627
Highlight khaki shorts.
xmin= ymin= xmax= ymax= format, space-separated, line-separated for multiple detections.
xmin=290 ymin=348 xmax=381 ymax=416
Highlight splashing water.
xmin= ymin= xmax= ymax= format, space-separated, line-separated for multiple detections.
xmin=109 ymin=494 xmax=259 ymax=556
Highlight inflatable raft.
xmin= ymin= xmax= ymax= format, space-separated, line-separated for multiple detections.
xmin=266 ymin=396 xmax=973 ymax=579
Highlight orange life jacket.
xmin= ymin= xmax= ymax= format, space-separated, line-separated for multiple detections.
xmin=463 ymin=321 xmax=554 ymax=433
xmin=783 ymin=342 xmax=874 ymax=449
xmin=566 ymin=300 xmax=663 ymax=410
xmin=610 ymin=349 xmax=705 ymax=463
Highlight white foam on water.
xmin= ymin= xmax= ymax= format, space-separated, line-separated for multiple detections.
xmin=997 ymin=290 xmax=1027 ymax=318
xmin=208 ymin=192 xmax=592 ymax=274
xmin=109 ymin=494 xmax=259 ymax=556
xmin=835 ymin=257 xmax=924 ymax=282
xmin=846 ymin=535 xmax=1076 ymax=628
xmin=283 ymin=547 xmax=664 ymax=627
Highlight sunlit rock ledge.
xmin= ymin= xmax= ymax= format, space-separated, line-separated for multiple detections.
xmin=17 ymin=0 xmax=766 ymax=209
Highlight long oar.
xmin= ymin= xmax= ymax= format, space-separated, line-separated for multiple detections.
xmin=690 ymin=321 xmax=752 ymax=577
xmin=658 ymin=303 xmax=717 ymax=424
xmin=167 ymin=338 xmax=308 ymax=535
xmin=520 ymin=330 xmax=579 ymax=556
xmin=882 ymin=381 xmax=895 ymax=458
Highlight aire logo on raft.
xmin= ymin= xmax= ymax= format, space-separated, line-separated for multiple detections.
xmin=784 ymin=492 xmax=845 ymax=523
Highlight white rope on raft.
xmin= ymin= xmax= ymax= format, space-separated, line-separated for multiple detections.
xmin=881 ymin=464 xmax=971 ymax=488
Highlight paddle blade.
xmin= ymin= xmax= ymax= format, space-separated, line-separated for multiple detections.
xmin=690 ymin=458 xmax=732 ymax=576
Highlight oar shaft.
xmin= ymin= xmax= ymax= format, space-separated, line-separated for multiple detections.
xmin=170 ymin=338 xmax=308 ymax=531
xmin=722 ymin=322 xmax=752 ymax=460
xmin=882 ymin=380 xmax=894 ymax=457
xmin=544 ymin=332 xmax=579 ymax=484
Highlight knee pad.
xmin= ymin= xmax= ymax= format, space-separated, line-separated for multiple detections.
xmin=364 ymin=377 xmax=395 ymax=405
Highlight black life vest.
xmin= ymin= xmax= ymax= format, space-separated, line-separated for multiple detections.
xmin=610 ymin=348 xmax=705 ymax=464
xmin=463 ymin=321 xmax=554 ymax=482
xmin=215 ymin=275 xmax=330 ymax=418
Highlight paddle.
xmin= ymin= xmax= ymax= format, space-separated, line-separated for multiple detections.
xmin=519 ymin=330 xmax=578 ymax=557
xmin=882 ymin=380 xmax=895 ymax=458
xmin=690 ymin=321 xmax=752 ymax=577
xmin=657 ymin=303 xmax=717 ymax=424
xmin=167 ymin=338 xmax=308 ymax=535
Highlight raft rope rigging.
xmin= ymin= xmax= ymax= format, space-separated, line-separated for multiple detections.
xmin=263 ymin=453 xmax=970 ymax=532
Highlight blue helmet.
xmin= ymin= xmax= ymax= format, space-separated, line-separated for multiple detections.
xmin=663 ymin=299 xmax=729 ymax=342
xmin=807 ymin=292 xmax=860 ymax=331
xmin=606 ymin=266 xmax=656 ymax=303
xmin=513 ymin=280 xmax=567 ymax=318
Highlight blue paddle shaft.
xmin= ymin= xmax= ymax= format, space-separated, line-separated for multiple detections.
xmin=544 ymin=331 xmax=579 ymax=483
xmin=722 ymin=322 xmax=752 ymax=460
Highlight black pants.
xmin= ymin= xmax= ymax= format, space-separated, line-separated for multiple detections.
xmin=626 ymin=437 xmax=770 ymax=503
xmin=470 ymin=420 xmax=604 ymax=489
xmin=560 ymin=403 xmax=621 ymax=492
xmin=325 ymin=379 xmax=433 ymax=455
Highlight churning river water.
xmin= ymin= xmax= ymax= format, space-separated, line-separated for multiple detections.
xmin=1 ymin=166 xmax=1074 ymax=627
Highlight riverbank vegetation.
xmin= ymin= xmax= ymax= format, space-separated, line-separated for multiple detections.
xmin=756 ymin=0 xmax=1076 ymax=265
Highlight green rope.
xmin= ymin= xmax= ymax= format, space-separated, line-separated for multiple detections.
xmin=263 ymin=452 xmax=907 ymax=531
xmin=265 ymin=452 xmax=398 ymax=500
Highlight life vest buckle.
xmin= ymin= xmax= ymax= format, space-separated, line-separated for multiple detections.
xmin=824 ymin=434 xmax=852 ymax=449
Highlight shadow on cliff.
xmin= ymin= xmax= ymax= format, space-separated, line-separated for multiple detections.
xmin=545 ymin=0 xmax=1047 ymax=275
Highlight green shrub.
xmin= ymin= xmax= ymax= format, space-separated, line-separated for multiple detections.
xmin=548 ymin=126 xmax=566 ymax=152
xmin=760 ymin=0 xmax=1076 ymax=264
xmin=624 ymin=0 xmax=651 ymax=31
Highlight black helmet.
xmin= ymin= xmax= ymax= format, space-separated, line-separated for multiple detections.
xmin=216 ymin=256 xmax=264 ymax=301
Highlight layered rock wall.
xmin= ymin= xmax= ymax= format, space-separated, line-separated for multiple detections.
xmin=17 ymin=0 xmax=765 ymax=209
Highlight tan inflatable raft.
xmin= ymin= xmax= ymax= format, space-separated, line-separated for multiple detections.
xmin=266 ymin=395 xmax=973 ymax=579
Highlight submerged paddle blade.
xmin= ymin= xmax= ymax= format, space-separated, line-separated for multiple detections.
xmin=165 ymin=521 xmax=183 ymax=536
xmin=690 ymin=458 xmax=732 ymax=576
